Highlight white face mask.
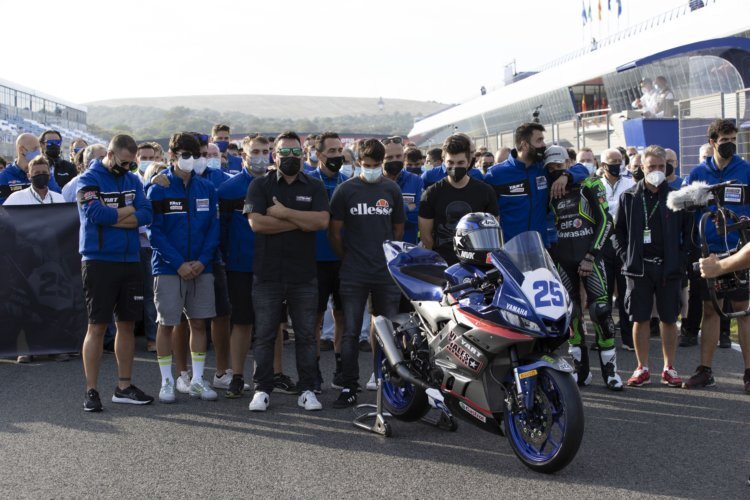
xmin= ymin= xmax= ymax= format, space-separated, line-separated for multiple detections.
xmin=138 ymin=160 xmax=153 ymax=173
xmin=177 ymin=157 xmax=195 ymax=173
xmin=360 ymin=167 xmax=382 ymax=183
xmin=582 ymin=162 xmax=596 ymax=176
xmin=341 ymin=163 xmax=353 ymax=178
xmin=194 ymin=157 xmax=208 ymax=175
xmin=645 ymin=170 xmax=665 ymax=187
xmin=206 ymin=157 xmax=221 ymax=170
xmin=248 ymin=155 xmax=269 ymax=174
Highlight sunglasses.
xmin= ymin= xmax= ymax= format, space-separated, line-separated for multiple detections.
xmin=179 ymin=151 xmax=201 ymax=160
xmin=277 ymin=147 xmax=303 ymax=157
xmin=114 ymin=154 xmax=138 ymax=171
xmin=46 ymin=139 xmax=62 ymax=147
xmin=381 ymin=136 xmax=403 ymax=145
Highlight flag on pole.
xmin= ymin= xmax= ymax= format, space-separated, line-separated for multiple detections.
xmin=582 ymin=1 xmax=588 ymax=25
xmin=608 ymin=0 xmax=611 ymax=11
xmin=588 ymin=1 xmax=592 ymax=21
xmin=598 ymin=0 xmax=602 ymax=20
xmin=617 ymin=0 xmax=622 ymax=17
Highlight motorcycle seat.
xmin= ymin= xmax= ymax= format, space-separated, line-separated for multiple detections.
xmin=400 ymin=264 xmax=448 ymax=287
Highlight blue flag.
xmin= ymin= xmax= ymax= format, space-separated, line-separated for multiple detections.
xmin=582 ymin=1 xmax=588 ymax=24
xmin=617 ymin=0 xmax=622 ymax=16
xmin=608 ymin=0 xmax=611 ymax=10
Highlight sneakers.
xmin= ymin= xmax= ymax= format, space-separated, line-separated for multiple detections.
xmin=718 ymin=331 xmax=732 ymax=348
xmin=366 ymin=373 xmax=378 ymax=391
xmin=682 ymin=365 xmax=715 ymax=389
xmin=358 ymin=340 xmax=372 ymax=352
xmin=189 ymin=378 xmax=218 ymax=401
xmin=146 ymin=341 xmax=157 ymax=353
xmin=159 ymin=379 xmax=177 ymax=403
xmin=273 ymin=373 xmax=298 ymax=394
xmin=225 ymin=376 xmax=245 ymax=399
xmin=320 ymin=338 xmax=334 ymax=351
xmin=661 ymin=366 xmax=683 ymax=387
xmin=627 ymin=367 xmax=651 ymax=387
xmin=213 ymin=371 xmax=233 ymax=389
xmin=298 ymin=390 xmax=323 ymax=410
xmin=599 ymin=349 xmax=623 ymax=391
xmin=112 ymin=385 xmax=154 ymax=405
xmin=249 ymin=391 xmax=269 ymax=411
xmin=16 ymin=355 xmax=31 ymax=363
xmin=332 ymin=388 xmax=358 ymax=409
xmin=176 ymin=372 xmax=191 ymax=394
xmin=83 ymin=389 xmax=103 ymax=412
xmin=569 ymin=345 xmax=592 ymax=387
xmin=679 ymin=334 xmax=698 ymax=347
xmin=331 ymin=371 xmax=344 ymax=390
xmin=620 ymin=343 xmax=635 ymax=352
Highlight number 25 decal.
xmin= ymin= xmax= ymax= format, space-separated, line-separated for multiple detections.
xmin=532 ymin=280 xmax=564 ymax=307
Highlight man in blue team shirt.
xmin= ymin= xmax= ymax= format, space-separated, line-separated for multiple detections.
xmin=308 ymin=132 xmax=348 ymax=391
xmin=484 ymin=122 xmax=587 ymax=247
xmin=421 ymin=134 xmax=484 ymax=189
xmin=211 ymin=124 xmax=242 ymax=174
xmin=683 ymin=119 xmax=750 ymax=393
xmin=0 ymin=133 xmax=61 ymax=204
xmin=76 ymin=134 xmax=154 ymax=412
xmin=381 ymin=136 xmax=423 ymax=245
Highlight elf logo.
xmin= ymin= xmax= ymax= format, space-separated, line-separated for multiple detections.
xmin=350 ymin=199 xmax=393 ymax=215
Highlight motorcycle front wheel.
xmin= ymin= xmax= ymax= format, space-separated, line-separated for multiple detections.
xmin=504 ymin=368 xmax=584 ymax=474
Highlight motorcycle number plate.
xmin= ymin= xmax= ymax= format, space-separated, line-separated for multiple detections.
xmin=519 ymin=369 xmax=538 ymax=379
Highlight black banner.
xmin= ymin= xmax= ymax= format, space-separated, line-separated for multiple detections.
xmin=0 ymin=203 xmax=87 ymax=356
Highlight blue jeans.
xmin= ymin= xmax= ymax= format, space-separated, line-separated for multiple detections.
xmin=339 ymin=280 xmax=401 ymax=389
xmin=252 ymin=278 xmax=318 ymax=393
xmin=140 ymin=247 xmax=157 ymax=341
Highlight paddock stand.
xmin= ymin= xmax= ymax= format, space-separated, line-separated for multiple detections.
xmin=353 ymin=377 xmax=392 ymax=437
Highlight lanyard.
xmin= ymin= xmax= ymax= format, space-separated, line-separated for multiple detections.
xmin=642 ymin=193 xmax=658 ymax=230
xmin=30 ymin=188 xmax=50 ymax=204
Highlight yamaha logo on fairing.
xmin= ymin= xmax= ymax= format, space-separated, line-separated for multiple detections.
xmin=506 ymin=303 xmax=528 ymax=317
xmin=349 ymin=199 xmax=393 ymax=215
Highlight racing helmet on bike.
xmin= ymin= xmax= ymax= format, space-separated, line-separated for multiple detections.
xmin=453 ymin=212 xmax=503 ymax=266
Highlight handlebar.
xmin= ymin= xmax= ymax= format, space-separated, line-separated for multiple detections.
xmin=444 ymin=269 xmax=502 ymax=295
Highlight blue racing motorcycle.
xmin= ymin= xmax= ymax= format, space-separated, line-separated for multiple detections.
xmin=370 ymin=216 xmax=584 ymax=474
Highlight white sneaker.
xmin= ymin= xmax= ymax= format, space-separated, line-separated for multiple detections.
xmin=189 ymin=378 xmax=218 ymax=401
xmin=366 ymin=373 xmax=377 ymax=391
xmin=176 ymin=372 xmax=191 ymax=394
xmin=159 ymin=379 xmax=176 ymax=404
xmin=298 ymin=390 xmax=323 ymax=411
xmin=213 ymin=371 xmax=232 ymax=389
xmin=249 ymin=391 xmax=269 ymax=412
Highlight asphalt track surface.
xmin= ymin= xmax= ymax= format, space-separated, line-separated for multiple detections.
xmin=1 ymin=336 xmax=748 ymax=499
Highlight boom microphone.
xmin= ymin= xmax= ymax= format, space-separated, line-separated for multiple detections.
xmin=667 ymin=181 xmax=714 ymax=211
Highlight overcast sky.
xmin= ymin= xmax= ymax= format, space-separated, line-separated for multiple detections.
xmin=4 ymin=0 xmax=690 ymax=105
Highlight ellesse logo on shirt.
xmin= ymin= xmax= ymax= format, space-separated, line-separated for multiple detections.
xmin=349 ymin=199 xmax=393 ymax=215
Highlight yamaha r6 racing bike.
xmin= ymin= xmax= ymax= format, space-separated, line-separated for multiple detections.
xmin=371 ymin=231 xmax=584 ymax=473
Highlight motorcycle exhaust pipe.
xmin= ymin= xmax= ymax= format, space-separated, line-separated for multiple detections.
xmin=372 ymin=315 xmax=432 ymax=391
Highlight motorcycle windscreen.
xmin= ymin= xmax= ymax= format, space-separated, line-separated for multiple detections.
xmin=495 ymin=231 xmax=570 ymax=320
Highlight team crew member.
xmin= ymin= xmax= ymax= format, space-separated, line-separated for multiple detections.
xmin=3 ymin=156 xmax=65 ymax=205
xmin=0 ymin=133 xmax=61 ymax=204
xmin=245 ymin=130 xmax=329 ymax=412
xmin=147 ymin=133 xmax=220 ymax=403
xmin=40 ymin=129 xmax=78 ymax=188
xmin=381 ymin=136 xmax=424 ymax=245
xmin=418 ymin=134 xmax=498 ymax=265
xmin=683 ymin=119 xmax=750 ymax=393
xmin=76 ymin=134 xmax=154 ymax=412
xmin=211 ymin=124 xmax=242 ymax=174
xmin=308 ymin=132 xmax=348 ymax=392
xmin=545 ymin=146 xmax=622 ymax=390
xmin=404 ymin=148 xmax=424 ymax=175
xmin=614 ymin=145 xmax=692 ymax=388
xmin=484 ymin=123 xmax=587 ymax=246
xmin=421 ymin=135 xmax=484 ymax=189
xmin=329 ymin=139 xmax=405 ymax=408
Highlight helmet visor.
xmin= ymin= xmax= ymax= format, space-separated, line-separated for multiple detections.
xmin=464 ymin=227 xmax=503 ymax=250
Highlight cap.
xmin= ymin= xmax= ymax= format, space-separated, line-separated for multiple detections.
xmin=544 ymin=145 xmax=568 ymax=166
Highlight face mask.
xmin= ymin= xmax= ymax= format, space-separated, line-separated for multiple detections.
xmin=353 ymin=166 xmax=362 ymax=178
xmin=110 ymin=160 xmax=129 ymax=176
xmin=24 ymin=148 xmax=42 ymax=162
xmin=645 ymin=170 xmax=665 ymax=187
xmin=341 ymin=164 xmax=353 ymax=177
xmin=632 ymin=167 xmax=644 ymax=181
xmin=309 ymin=151 xmax=318 ymax=163
xmin=279 ymin=156 xmax=301 ymax=176
xmin=45 ymin=144 xmax=61 ymax=159
xmin=547 ymin=169 xmax=566 ymax=184
xmin=665 ymin=162 xmax=674 ymax=177
xmin=248 ymin=155 xmax=269 ymax=174
xmin=207 ymin=158 xmax=221 ymax=170
xmin=582 ymin=162 xmax=596 ymax=176
xmin=717 ymin=142 xmax=736 ymax=159
xmin=194 ymin=157 xmax=208 ymax=175
xmin=606 ymin=163 xmax=621 ymax=177
xmin=214 ymin=140 xmax=229 ymax=153
xmin=325 ymin=156 xmax=344 ymax=172
xmin=177 ymin=157 xmax=195 ymax=173
xmin=384 ymin=160 xmax=404 ymax=176
xmin=447 ymin=167 xmax=467 ymax=182
xmin=138 ymin=160 xmax=153 ymax=173
xmin=31 ymin=173 xmax=50 ymax=189
xmin=361 ymin=167 xmax=382 ymax=183
xmin=530 ymin=144 xmax=545 ymax=163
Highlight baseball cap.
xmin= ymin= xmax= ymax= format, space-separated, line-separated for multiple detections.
xmin=544 ymin=145 xmax=568 ymax=166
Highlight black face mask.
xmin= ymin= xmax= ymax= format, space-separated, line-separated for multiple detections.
xmin=31 ymin=173 xmax=50 ymax=189
xmin=632 ymin=166 xmax=644 ymax=181
xmin=384 ymin=160 xmax=404 ymax=176
xmin=717 ymin=142 xmax=736 ymax=159
xmin=666 ymin=162 xmax=674 ymax=177
xmin=605 ymin=163 xmax=621 ymax=177
xmin=547 ymin=169 xmax=566 ymax=184
xmin=325 ymin=156 xmax=344 ymax=172
xmin=529 ymin=144 xmax=545 ymax=163
xmin=44 ymin=144 xmax=61 ymax=159
xmin=279 ymin=156 xmax=301 ymax=176
xmin=447 ymin=167 xmax=467 ymax=182
xmin=110 ymin=161 xmax=128 ymax=176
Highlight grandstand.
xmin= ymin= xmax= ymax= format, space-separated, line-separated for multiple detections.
xmin=0 ymin=77 xmax=105 ymax=160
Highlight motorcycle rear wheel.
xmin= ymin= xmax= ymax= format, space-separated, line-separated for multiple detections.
xmin=374 ymin=336 xmax=429 ymax=422
xmin=504 ymin=368 xmax=583 ymax=474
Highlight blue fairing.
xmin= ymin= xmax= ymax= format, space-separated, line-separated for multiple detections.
xmin=385 ymin=241 xmax=448 ymax=301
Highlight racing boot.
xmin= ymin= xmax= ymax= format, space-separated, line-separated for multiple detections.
xmin=599 ymin=348 xmax=623 ymax=391
xmin=568 ymin=345 xmax=592 ymax=387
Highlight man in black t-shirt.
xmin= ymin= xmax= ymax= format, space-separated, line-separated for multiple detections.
xmin=418 ymin=134 xmax=499 ymax=265
xmin=329 ymin=139 xmax=405 ymax=408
